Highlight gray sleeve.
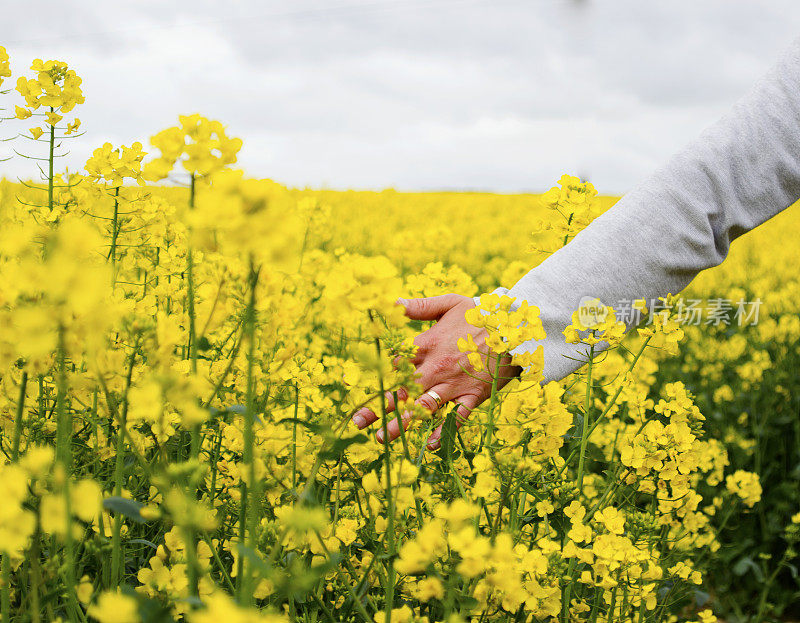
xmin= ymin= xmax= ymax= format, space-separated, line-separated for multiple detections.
xmin=478 ymin=38 xmax=800 ymax=383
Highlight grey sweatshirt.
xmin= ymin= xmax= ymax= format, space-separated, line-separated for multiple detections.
xmin=478 ymin=38 xmax=800 ymax=383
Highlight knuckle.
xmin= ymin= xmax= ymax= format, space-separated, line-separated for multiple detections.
xmin=417 ymin=394 xmax=438 ymax=411
xmin=416 ymin=298 xmax=432 ymax=315
xmin=414 ymin=368 xmax=432 ymax=389
xmin=413 ymin=332 xmax=432 ymax=351
xmin=448 ymin=293 xmax=470 ymax=307
xmin=455 ymin=406 xmax=471 ymax=425
xmin=384 ymin=387 xmax=408 ymax=408
xmin=431 ymin=353 xmax=458 ymax=376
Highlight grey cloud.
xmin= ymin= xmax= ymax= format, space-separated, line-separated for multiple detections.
xmin=2 ymin=0 xmax=800 ymax=192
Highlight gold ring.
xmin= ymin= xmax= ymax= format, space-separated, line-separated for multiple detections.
xmin=425 ymin=389 xmax=444 ymax=411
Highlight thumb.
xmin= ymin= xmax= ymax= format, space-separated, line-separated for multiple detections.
xmin=398 ymin=294 xmax=462 ymax=321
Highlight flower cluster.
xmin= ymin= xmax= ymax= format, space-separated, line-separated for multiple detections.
xmin=462 ymin=292 xmax=546 ymax=370
xmin=15 ymin=58 xmax=84 ymax=136
xmin=725 ymin=469 xmax=763 ymax=508
xmin=0 ymin=46 xmax=11 ymax=88
xmin=563 ymin=297 xmax=628 ymax=348
xmin=85 ymin=142 xmax=147 ymax=186
xmin=144 ymin=113 xmax=243 ymax=180
xmin=528 ymin=174 xmax=607 ymax=256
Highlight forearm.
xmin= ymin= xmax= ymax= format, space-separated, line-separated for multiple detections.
xmin=483 ymin=37 xmax=800 ymax=383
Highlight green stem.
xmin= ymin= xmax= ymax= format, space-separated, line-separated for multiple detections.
xmin=110 ymin=426 xmax=126 ymax=585
xmin=561 ymin=558 xmax=577 ymax=623
xmin=92 ymin=390 xmax=99 ymax=483
xmin=54 ymin=335 xmax=65 ymax=467
xmin=186 ymin=174 xmax=200 ymax=463
xmin=1 ymin=555 xmax=9 ymax=623
xmin=238 ymin=258 xmax=259 ymax=604
xmin=484 ymin=353 xmax=503 ymax=452
xmin=312 ymin=530 xmax=374 ymax=622
xmin=490 ymin=476 xmax=510 ymax=542
xmin=393 ymin=390 xmax=424 ymax=531
xmin=54 ymin=328 xmax=71 ymax=469
xmin=3 ymin=372 xmax=29 ymax=622
xmin=109 ymin=186 xmax=120 ymax=280
xmin=563 ymin=344 xmax=596 ymax=620
xmin=186 ymin=173 xmax=198 ymax=374
xmin=54 ymin=328 xmax=79 ymax=614
xmin=608 ymin=585 xmax=618 ymax=623
xmin=755 ymin=558 xmax=785 ymax=621
xmin=292 ymin=384 xmax=299 ymax=493
xmin=11 ymin=371 xmax=28 ymax=462
xmin=559 ymin=336 xmax=652 ymax=478
xmin=110 ymin=349 xmax=136 ymax=586
xmin=200 ymin=533 xmax=235 ymax=593
xmin=47 ymin=111 xmax=55 ymax=212
xmin=373 ymin=323 xmax=395 ymax=623
xmin=209 ymin=423 xmax=224 ymax=505
xmin=562 ymin=212 xmax=574 ymax=247
xmin=183 ymin=174 xmax=203 ymax=602
xmin=235 ymin=483 xmax=247 ymax=602
xmin=576 ymin=345 xmax=595 ymax=493
xmin=29 ymin=524 xmax=42 ymax=623
xmin=183 ymin=526 xmax=201 ymax=602
xmin=61 ymin=478 xmax=80 ymax=617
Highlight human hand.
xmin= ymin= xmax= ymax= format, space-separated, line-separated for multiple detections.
xmin=351 ymin=293 xmax=521 ymax=450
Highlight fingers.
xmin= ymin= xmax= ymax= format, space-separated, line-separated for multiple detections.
xmin=398 ymin=294 xmax=463 ymax=321
xmin=354 ymin=386 xmax=484 ymax=451
xmin=374 ymin=410 xmax=412 ymax=444
xmin=426 ymin=393 xmax=482 ymax=451
xmin=351 ymin=387 xmax=408 ymax=429
xmin=375 ymin=384 xmax=452 ymax=444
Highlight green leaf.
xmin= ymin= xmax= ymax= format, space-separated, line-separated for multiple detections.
xmin=235 ymin=544 xmax=273 ymax=578
xmin=693 ymin=590 xmax=710 ymax=607
xmin=732 ymin=557 xmax=764 ymax=582
xmin=119 ymin=586 xmax=176 ymax=623
xmin=277 ymin=417 xmax=322 ymax=433
xmin=127 ymin=538 xmax=158 ymax=549
xmin=209 ymin=404 xmax=246 ymax=417
xmin=438 ymin=408 xmax=458 ymax=463
xmin=102 ymin=496 xmax=146 ymax=524
xmin=319 ymin=434 xmax=368 ymax=461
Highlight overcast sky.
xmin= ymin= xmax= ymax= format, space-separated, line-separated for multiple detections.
xmin=3 ymin=1 xmax=800 ymax=193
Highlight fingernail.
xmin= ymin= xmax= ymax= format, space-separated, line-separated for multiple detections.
xmin=427 ymin=435 xmax=440 ymax=450
xmin=396 ymin=298 xmax=409 ymax=306
xmin=376 ymin=430 xmax=385 ymax=443
xmin=352 ymin=414 xmax=366 ymax=428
